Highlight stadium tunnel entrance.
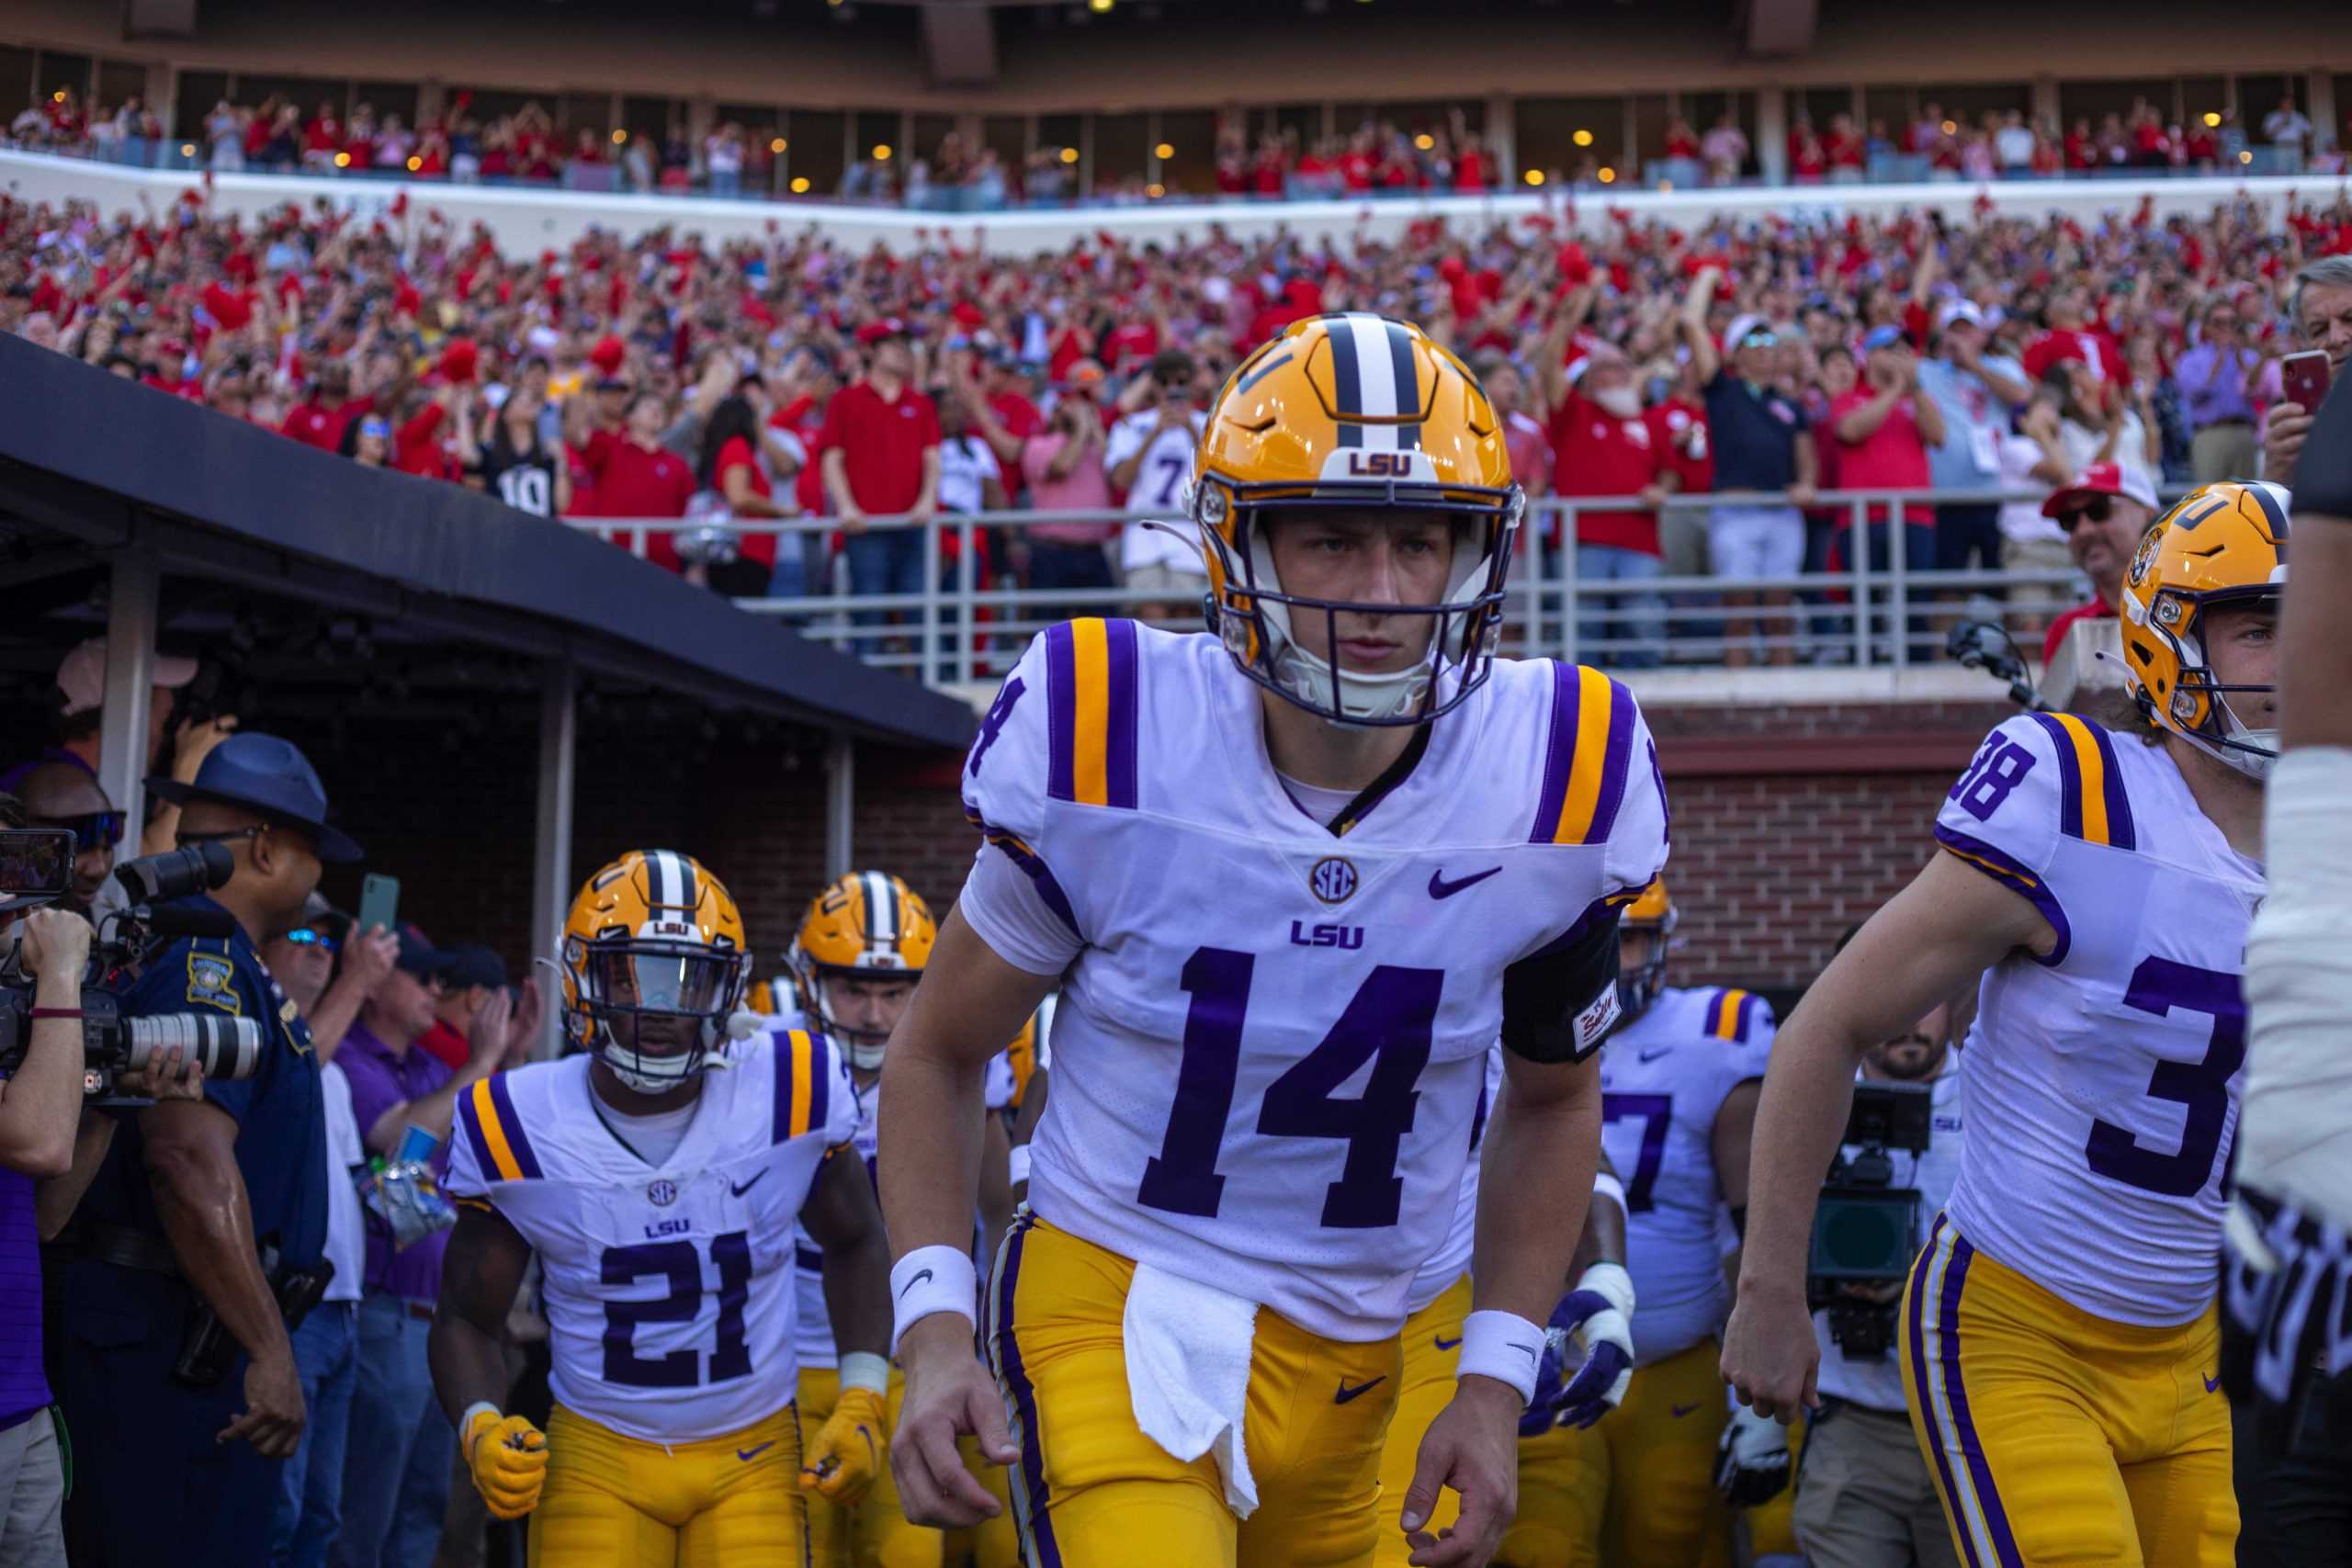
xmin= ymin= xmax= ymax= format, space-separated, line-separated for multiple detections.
xmin=0 ymin=335 xmax=973 ymax=1031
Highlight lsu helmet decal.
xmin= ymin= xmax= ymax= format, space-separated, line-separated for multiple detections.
xmin=559 ymin=849 xmax=751 ymax=1094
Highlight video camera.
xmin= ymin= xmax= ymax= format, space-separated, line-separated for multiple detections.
xmin=1947 ymin=620 xmax=2049 ymax=712
xmin=0 ymin=832 xmax=262 ymax=1096
xmin=1807 ymin=1081 xmax=1934 ymax=1359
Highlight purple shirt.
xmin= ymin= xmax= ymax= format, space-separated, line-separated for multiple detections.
xmin=2176 ymin=343 xmax=2261 ymax=428
xmin=0 ymin=1171 xmax=48 ymax=1425
xmin=336 ymin=1022 xmax=455 ymax=1303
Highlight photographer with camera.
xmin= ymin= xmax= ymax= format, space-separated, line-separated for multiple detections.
xmin=52 ymin=733 xmax=360 ymax=1567
xmin=1788 ymin=985 xmax=1970 ymax=1568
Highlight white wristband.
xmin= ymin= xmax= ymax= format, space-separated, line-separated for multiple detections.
xmin=1574 ymin=1259 xmax=1636 ymax=1318
xmin=889 ymin=1245 xmax=979 ymax=1355
xmin=839 ymin=1350 xmax=891 ymax=1394
xmin=1457 ymin=1309 xmax=1546 ymax=1405
xmin=1589 ymin=1171 xmax=1627 ymax=1215
xmin=1007 ymin=1144 xmax=1033 ymax=1188
xmin=460 ymin=1402 xmax=500 ymax=1449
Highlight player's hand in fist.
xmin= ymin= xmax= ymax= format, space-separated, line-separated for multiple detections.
xmin=803 ymin=1383 xmax=890 ymax=1506
xmin=462 ymin=1407 xmax=548 ymax=1520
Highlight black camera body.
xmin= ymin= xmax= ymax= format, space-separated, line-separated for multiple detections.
xmin=1807 ymin=1081 xmax=1935 ymax=1360
xmin=0 ymin=840 xmax=260 ymax=1096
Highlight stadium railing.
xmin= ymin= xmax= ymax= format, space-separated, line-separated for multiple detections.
xmin=568 ymin=487 xmax=2111 ymax=686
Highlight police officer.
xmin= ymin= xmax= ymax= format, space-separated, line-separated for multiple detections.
xmin=53 ymin=732 xmax=362 ymax=1565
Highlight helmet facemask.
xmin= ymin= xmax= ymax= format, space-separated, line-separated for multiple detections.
xmin=2142 ymin=585 xmax=2281 ymax=782
xmin=1617 ymin=921 xmax=1672 ymax=1024
xmin=565 ymin=933 xmax=747 ymax=1094
xmin=1197 ymin=478 xmax=1521 ymax=728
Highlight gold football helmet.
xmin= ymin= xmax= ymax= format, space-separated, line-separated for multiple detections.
xmin=1192 ymin=313 xmax=1522 ymax=726
xmin=2118 ymin=481 xmax=2288 ymax=779
xmin=788 ymin=871 xmax=936 ymax=1069
xmin=558 ymin=849 xmax=750 ymax=1093
xmin=1618 ymin=877 xmax=1677 ymax=1022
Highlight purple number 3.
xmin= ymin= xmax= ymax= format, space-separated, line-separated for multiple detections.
xmin=1951 ymin=738 xmax=2037 ymax=823
xmin=2085 ymin=956 xmax=2245 ymax=1199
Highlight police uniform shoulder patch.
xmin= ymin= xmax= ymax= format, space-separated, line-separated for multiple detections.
xmin=187 ymin=950 xmax=242 ymax=1015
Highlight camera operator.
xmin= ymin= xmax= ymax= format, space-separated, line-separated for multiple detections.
xmin=51 ymin=733 xmax=361 ymax=1567
xmin=1790 ymin=988 xmax=1970 ymax=1568
xmin=16 ymin=763 xmax=120 ymax=919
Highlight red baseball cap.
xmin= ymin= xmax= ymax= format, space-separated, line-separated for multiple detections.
xmin=589 ymin=333 xmax=626 ymax=374
xmin=2041 ymin=462 xmax=2159 ymax=520
xmin=854 ymin=317 xmax=909 ymax=346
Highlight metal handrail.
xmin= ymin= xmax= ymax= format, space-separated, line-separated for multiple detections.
xmin=563 ymin=487 xmax=2116 ymax=679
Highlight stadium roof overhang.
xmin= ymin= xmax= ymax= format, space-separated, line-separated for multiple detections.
xmin=0 ymin=334 xmax=972 ymax=752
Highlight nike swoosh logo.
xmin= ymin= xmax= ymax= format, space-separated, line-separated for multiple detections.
xmin=1639 ymin=1045 xmax=1673 ymax=1063
xmin=738 ymin=1441 xmax=775 ymax=1461
xmin=729 ymin=1169 xmax=769 ymax=1197
xmin=1433 ymin=1335 xmax=1463 ymax=1351
xmin=899 ymin=1269 xmax=933 ymax=1299
xmin=1510 ymin=1341 xmax=1541 ymax=1361
xmin=1334 ymin=1375 xmax=1387 ymax=1405
xmin=1428 ymin=865 xmax=1503 ymax=899
xmin=2203 ymin=1373 xmax=2220 ymax=1393
xmin=1671 ymin=1403 xmax=1702 ymax=1418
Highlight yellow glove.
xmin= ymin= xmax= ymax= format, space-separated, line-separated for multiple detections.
xmin=463 ymin=1407 xmax=549 ymax=1521
xmin=801 ymin=1384 xmax=889 ymax=1506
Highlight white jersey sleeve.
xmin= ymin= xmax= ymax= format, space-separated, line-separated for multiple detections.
xmin=959 ymin=630 xmax=1090 ymax=976
xmin=1931 ymin=713 xmax=2086 ymax=959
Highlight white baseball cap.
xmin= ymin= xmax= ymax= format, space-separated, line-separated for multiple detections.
xmin=57 ymin=638 xmax=198 ymax=717
xmin=1936 ymin=299 xmax=1987 ymax=333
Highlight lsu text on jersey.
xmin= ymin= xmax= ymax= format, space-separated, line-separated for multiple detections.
xmin=445 ymin=1030 xmax=856 ymax=1567
xmin=959 ymin=622 xmax=1668 ymax=1567
xmin=1500 ymin=985 xmax=1774 ymax=1568
xmin=1906 ymin=710 xmax=2256 ymax=1568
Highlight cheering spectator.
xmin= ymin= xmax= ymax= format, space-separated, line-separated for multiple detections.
xmin=695 ymin=393 xmax=790 ymax=597
xmin=580 ymin=390 xmax=695 ymax=558
xmin=1682 ymin=268 xmax=1815 ymax=668
xmin=1701 ymin=112 xmax=1749 ymax=185
xmin=1017 ymin=389 xmax=1119 ymax=622
xmin=2170 ymin=302 xmax=2262 ymax=482
xmin=413 ymin=946 xmax=532 ymax=1073
xmin=2261 ymin=254 xmax=2352 ymax=479
xmin=1917 ymin=300 xmax=2029 ymax=586
xmin=821 ymin=321 xmax=943 ymax=619
xmin=1830 ymin=325 xmax=1946 ymax=587
xmin=1546 ymin=345 xmax=1677 ymax=668
xmin=2263 ymin=95 xmax=2312 ymax=164
xmin=2038 ymin=459 xmax=2160 ymax=662
xmin=1993 ymin=391 xmax=2082 ymax=635
xmin=1105 ymin=349 xmax=1210 ymax=621
xmin=479 ymin=387 xmax=571 ymax=518
xmin=2042 ymin=358 xmax=2159 ymax=499
xmin=2022 ymin=283 xmax=2127 ymax=386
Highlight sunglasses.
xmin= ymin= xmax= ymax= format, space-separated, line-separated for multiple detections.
xmin=282 ymin=927 xmax=340 ymax=953
xmin=2054 ymin=498 xmax=2113 ymax=532
xmin=1738 ymin=331 xmax=1780 ymax=349
xmin=34 ymin=812 xmax=124 ymax=853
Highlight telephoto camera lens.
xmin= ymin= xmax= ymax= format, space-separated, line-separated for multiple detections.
xmin=112 ymin=840 xmax=235 ymax=905
xmin=121 ymin=1013 xmax=262 ymax=1080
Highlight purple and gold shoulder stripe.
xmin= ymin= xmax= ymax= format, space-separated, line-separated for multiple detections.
xmin=458 ymin=1075 xmax=544 ymax=1183
xmin=1703 ymin=988 xmax=1764 ymax=1044
xmin=1531 ymin=662 xmax=1637 ymax=847
xmin=773 ymin=1029 xmax=835 ymax=1145
xmin=1045 ymin=618 xmax=1140 ymax=811
xmin=2027 ymin=713 xmax=2137 ymax=851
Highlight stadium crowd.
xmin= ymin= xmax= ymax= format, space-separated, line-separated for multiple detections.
xmin=5 ymin=180 xmax=2352 ymax=666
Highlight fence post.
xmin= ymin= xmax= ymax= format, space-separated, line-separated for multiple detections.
xmin=919 ymin=516 xmax=941 ymax=680
xmin=1558 ymin=502 xmax=1581 ymax=666
xmin=1888 ymin=494 xmax=1911 ymax=672
xmin=956 ymin=516 xmax=977 ymax=685
xmin=1848 ymin=493 xmax=1871 ymax=668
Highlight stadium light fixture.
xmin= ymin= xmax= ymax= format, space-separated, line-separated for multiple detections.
xmin=1524 ymin=169 xmax=1545 ymax=186
xmin=1598 ymin=166 xmax=1616 ymax=184
xmin=772 ymin=137 xmax=787 ymax=153
xmin=334 ymin=151 xmax=351 ymax=168
xmin=180 ymin=142 xmax=196 ymax=157
xmin=874 ymin=144 xmax=893 ymax=161
xmin=1414 ymin=133 xmax=1433 ymax=151
xmin=51 ymin=90 xmax=64 ymax=104
xmin=2239 ymin=150 xmax=2254 ymax=164
xmin=2204 ymin=112 xmax=2222 ymax=128
xmin=612 ymin=129 xmax=628 ymax=144
xmin=1940 ymin=119 xmax=1956 ymax=135
xmin=1091 ymin=0 xmax=1114 ymax=12
xmin=1148 ymin=182 xmax=1166 ymax=197
xmin=407 ymin=155 xmax=423 ymax=172
xmin=791 ymin=176 xmax=811 ymax=193
xmin=1154 ymin=141 xmax=1174 ymax=160
xmin=1572 ymin=129 xmax=1594 ymax=148
xmin=1060 ymin=146 xmax=1080 ymax=164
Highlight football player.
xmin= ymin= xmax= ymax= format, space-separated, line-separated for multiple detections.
xmin=782 ymin=869 xmax=1020 ymax=1568
xmin=1503 ymin=878 xmax=1775 ymax=1568
xmin=879 ymin=313 xmax=1669 ymax=1568
xmin=1724 ymin=483 xmax=2283 ymax=1568
xmin=428 ymin=850 xmax=894 ymax=1567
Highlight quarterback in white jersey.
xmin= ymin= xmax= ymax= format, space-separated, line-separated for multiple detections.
xmin=879 ymin=313 xmax=1668 ymax=1568
xmin=1725 ymin=482 xmax=2285 ymax=1568
xmin=430 ymin=851 xmax=894 ymax=1568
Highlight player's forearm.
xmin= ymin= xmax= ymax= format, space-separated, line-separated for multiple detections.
xmin=1470 ymin=1067 xmax=1601 ymax=1323
xmin=876 ymin=1041 xmax=989 ymax=1258
xmin=1567 ymin=1175 xmax=1627 ymax=1277
xmin=428 ymin=1310 xmax=514 ymax=1425
xmin=37 ymin=1111 xmax=118 ymax=1240
xmin=1733 ymin=1024 xmax=1864 ymax=1303
xmin=820 ymin=1226 xmax=894 ymax=1361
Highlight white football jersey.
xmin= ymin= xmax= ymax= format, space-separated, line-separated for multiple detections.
xmin=1936 ymin=713 xmax=2261 ymax=1325
xmin=1405 ymin=1047 xmax=1504 ymax=1315
xmin=958 ymin=621 xmax=1669 ymax=1341
xmin=446 ymin=1031 xmax=855 ymax=1441
xmin=1598 ymin=985 xmax=1776 ymax=1365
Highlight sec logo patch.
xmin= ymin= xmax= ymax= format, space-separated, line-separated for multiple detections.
xmin=1309 ymin=856 xmax=1359 ymax=905
xmin=647 ymin=1179 xmax=679 ymax=1207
